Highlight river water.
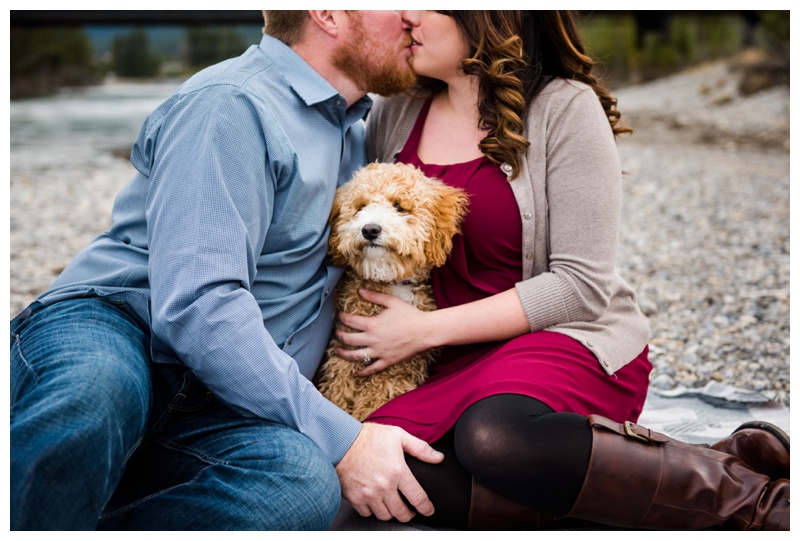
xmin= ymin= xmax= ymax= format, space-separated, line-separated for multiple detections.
xmin=10 ymin=80 xmax=181 ymax=175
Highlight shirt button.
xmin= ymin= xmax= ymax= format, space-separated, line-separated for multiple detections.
xmin=334 ymin=98 xmax=343 ymax=106
xmin=325 ymin=289 xmax=331 ymax=296
xmin=523 ymin=212 xmax=532 ymax=220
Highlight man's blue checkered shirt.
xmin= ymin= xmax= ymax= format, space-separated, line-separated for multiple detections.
xmin=34 ymin=35 xmax=370 ymax=463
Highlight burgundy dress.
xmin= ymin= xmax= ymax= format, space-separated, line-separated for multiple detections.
xmin=365 ymin=100 xmax=651 ymax=443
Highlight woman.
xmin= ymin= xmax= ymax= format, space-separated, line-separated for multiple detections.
xmin=336 ymin=11 xmax=789 ymax=530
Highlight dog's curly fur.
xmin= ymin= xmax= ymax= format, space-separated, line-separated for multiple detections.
xmin=317 ymin=162 xmax=469 ymax=421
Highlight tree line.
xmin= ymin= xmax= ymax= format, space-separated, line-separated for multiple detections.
xmin=10 ymin=25 xmax=248 ymax=98
xmin=11 ymin=12 xmax=788 ymax=99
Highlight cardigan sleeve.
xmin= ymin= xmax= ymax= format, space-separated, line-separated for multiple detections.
xmin=365 ymin=95 xmax=385 ymax=163
xmin=515 ymin=83 xmax=623 ymax=330
xmin=365 ymin=93 xmax=426 ymax=164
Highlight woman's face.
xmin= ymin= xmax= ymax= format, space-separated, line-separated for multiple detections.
xmin=403 ymin=11 xmax=470 ymax=81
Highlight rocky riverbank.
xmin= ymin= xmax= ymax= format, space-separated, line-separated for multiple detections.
xmin=613 ymin=54 xmax=789 ymax=402
xmin=9 ymin=55 xmax=790 ymax=402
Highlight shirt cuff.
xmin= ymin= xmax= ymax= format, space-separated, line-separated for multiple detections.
xmin=301 ymin=392 xmax=363 ymax=465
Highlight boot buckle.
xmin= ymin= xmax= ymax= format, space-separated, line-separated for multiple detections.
xmin=624 ymin=421 xmax=652 ymax=443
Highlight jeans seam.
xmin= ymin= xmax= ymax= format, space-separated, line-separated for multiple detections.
xmin=155 ymin=437 xmax=231 ymax=466
xmin=11 ymin=332 xmax=40 ymax=385
xmin=120 ymin=436 xmax=145 ymax=464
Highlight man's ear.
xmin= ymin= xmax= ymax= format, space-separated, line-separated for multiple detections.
xmin=307 ymin=10 xmax=341 ymax=39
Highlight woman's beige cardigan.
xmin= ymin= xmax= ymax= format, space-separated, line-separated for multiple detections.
xmin=365 ymin=78 xmax=650 ymax=375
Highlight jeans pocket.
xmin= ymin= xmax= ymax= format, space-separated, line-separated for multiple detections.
xmin=171 ymin=371 xmax=215 ymax=412
xmin=148 ymin=367 xmax=218 ymax=437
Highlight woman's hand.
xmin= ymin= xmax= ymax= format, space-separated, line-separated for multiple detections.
xmin=335 ymin=289 xmax=434 ymax=377
xmin=337 ymin=287 xmax=530 ymax=376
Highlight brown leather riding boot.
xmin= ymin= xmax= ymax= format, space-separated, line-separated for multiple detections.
xmin=567 ymin=415 xmax=790 ymax=530
xmin=708 ymin=420 xmax=790 ymax=481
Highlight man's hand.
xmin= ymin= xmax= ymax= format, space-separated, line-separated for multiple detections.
xmin=336 ymin=422 xmax=444 ymax=522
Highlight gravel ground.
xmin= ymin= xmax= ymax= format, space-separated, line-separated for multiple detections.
xmin=9 ymin=57 xmax=790 ymax=402
xmin=613 ymin=59 xmax=790 ymax=403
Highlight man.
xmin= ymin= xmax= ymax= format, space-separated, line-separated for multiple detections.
xmin=10 ymin=11 xmax=442 ymax=530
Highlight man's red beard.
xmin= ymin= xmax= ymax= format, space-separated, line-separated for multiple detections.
xmin=333 ymin=15 xmax=417 ymax=96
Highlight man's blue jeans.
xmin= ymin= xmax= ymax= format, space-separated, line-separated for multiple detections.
xmin=10 ymin=298 xmax=341 ymax=530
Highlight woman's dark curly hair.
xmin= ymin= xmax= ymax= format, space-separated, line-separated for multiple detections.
xmin=419 ymin=11 xmax=629 ymax=179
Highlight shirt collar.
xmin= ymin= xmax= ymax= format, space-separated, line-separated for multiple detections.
xmin=257 ymin=34 xmax=344 ymax=107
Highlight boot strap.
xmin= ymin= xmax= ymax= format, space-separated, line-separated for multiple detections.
xmin=588 ymin=414 xmax=670 ymax=444
xmin=569 ymin=415 xmax=667 ymax=527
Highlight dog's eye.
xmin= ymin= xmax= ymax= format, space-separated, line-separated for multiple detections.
xmin=393 ymin=201 xmax=405 ymax=213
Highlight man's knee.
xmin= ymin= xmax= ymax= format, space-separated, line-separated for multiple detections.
xmin=11 ymin=346 xmax=151 ymax=484
xmin=258 ymin=428 xmax=341 ymax=530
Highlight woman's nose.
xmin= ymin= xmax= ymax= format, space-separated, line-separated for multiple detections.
xmin=400 ymin=10 xmax=421 ymax=27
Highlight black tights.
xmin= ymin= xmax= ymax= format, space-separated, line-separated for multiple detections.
xmin=405 ymin=394 xmax=592 ymax=529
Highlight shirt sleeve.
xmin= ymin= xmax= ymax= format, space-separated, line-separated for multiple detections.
xmin=141 ymin=89 xmax=361 ymax=464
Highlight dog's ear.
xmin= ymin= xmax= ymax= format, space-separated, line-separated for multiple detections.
xmin=327 ymin=186 xmax=348 ymax=266
xmin=426 ymin=182 xmax=470 ymax=267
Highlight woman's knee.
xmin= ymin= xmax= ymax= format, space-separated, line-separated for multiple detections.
xmin=453 ymin=394 xmax=554 ymax=470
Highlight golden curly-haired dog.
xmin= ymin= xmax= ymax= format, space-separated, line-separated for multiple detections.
xmin=317 ymin=162 xmax=469 ymax=421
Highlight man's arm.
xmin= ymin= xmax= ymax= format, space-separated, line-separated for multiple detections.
xmin=139 ymin=88 xmax=442 ymax=520
xmin=140 ymin=89 xmax=361 ymax=462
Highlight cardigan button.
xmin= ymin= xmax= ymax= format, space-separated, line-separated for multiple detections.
xmin=523 ymin=212 xmax=532 ymax=220
xmin=501 ymin=163 xmax=513 ymax=173
xmin=525 ymin=252 xmax=533 ymax=260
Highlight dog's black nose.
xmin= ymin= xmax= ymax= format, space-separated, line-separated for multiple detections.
xmin=362 ymin=224 xmax=382 ymax=241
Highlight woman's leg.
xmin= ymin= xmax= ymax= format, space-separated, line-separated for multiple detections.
xmin=567 ymin=415 xmax=789 ymax=530
xmin=404 ymin=428 xmax=473 ymax=529
xmin=408 ymin=393 xmax=789 ymax=530
xmin=404 ymin=394 xmax=591 ymax=528
xmin=454 ymin=394 xmax=591 ymax=514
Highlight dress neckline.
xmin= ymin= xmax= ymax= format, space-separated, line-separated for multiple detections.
xmin=408 ymin=99 xmax=486 ymax=168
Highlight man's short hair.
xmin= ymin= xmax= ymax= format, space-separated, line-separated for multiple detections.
xmin=262 ymin=11 xmax=310 ymax=45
